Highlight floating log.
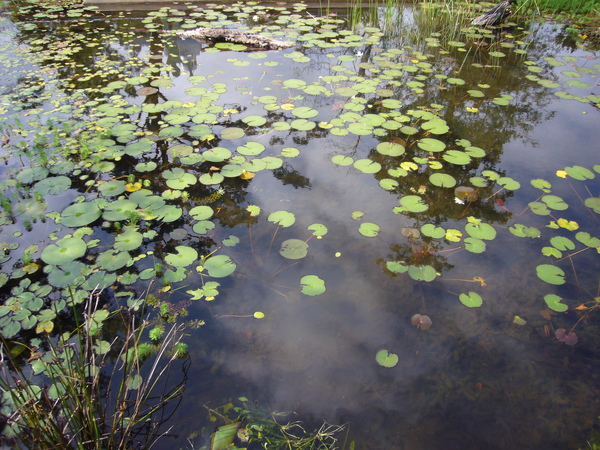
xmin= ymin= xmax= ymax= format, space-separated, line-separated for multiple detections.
xmin=176 ymin=28 xmax=293 ymax=50
xmin=471 ymin=0 xmax=513 ymax=27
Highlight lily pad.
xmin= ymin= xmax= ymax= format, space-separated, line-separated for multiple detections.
xmin=41 ymin=237 xmax=86 ymax=265
xmin=358 ymin=222 xmax=380 ymax=237
xmin=375 ymin=349 xmax=398 ymax=368
xmin=203 ymin=255 xmax=236 ymax=278
xmin=536 ymin=264 xmax=566 ymax=285
xmin=459 ymin=292 xmax=483 ymax=308
xmin=268 ymin=210 xmax=296 ymax=227
xmin=280 ymin=239 xmax=309 ymax=260
xmin=411 ymin=314 xmax=432 ymax=330
xmin=544 ymin=294 xmax=568 ymax=312
xmin=300 ymin=275 xmax=326 ymax=296
xmin=165 ymin=246 xmax=198 ymax=268
xmin=61 ymin=201 xmax=102 ymax=227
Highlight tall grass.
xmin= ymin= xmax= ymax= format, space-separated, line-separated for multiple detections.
xmin=0 ymin=293 xmax=189 ymax=449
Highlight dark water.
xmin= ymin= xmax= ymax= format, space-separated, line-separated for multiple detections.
xmin=0 ymin=2 xmax=599 ymax=449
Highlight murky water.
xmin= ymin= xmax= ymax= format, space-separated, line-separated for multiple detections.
xmin=0 ymin=1 xmax=599 ymax=448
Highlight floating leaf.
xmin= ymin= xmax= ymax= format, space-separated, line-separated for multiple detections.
xmin=268 ymin=210 xmax=295 ymax=227
xmin=429 ymin=173 xmax=456 ymax=188
xmin=465 ymin=222 xmax=496 ymax=240
xmin=220 ymin=127 xmax=245 ymax=140
xmin=203 ymin=255 xmax=236 ymax=278
xmin=542 ymin=195 xmax=568 ymax=211
xmin=411 ymin=314 xmax=432 ymax=330
xmin=408 ymin=265 xmax=437 ymax=282
xmin=421 ymin=224 xmax=445 ymax=238
xmin=41 ymin=237 xmax=86 ymax=265
xmin=386 ymin=261 xmax=408 ymax=274
xmin=165 ymin=246 xmax=198 ymax=268
xmin=544 ymin=294 xmax=568 ymax=312
xmin=376 ymin=142 xmax=405 ymax=157
xmin=307 ymin=223 xmax=328 ymax=237
xmin=300 ymin=275 xmax=326 ymax=296
xmin=352 ymin=159 xmax=380 ymax=174
xmin=399 ymin=195 xmax=428 ymax=213
xmin=536 ymin=264 xmax=566 ymax=285
xmin=358 ymin=222 xmax=380 ymax=237
xmin=280 ymin=239 xmax=308 ymax=260
xmin=376 ymin=349 xmax=398 ymax=368
xmin=459 ymin=292 xmax=483 ymax=308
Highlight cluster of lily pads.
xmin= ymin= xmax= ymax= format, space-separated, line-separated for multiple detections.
xmin=0 ymin=1 xmax=598 ymax=362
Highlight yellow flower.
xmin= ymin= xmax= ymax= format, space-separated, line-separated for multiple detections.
xmin=466 ymin=106 xmax=479 ymax=113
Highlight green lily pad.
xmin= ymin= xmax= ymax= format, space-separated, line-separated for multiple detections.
xmin=421 ymin=224 xmax=445 ymax=238
xmin=47 ymin=261 xmax=86 ymax=288
xmin=386 ymin=261 xmax=409 ymax=274
xmin=203 ymin=255 xmax=236 ymax=278
xmin=399 ymin=195 xmax=428 ymax=213
xmin=429 ymin=173 xmax=456 ymax=188
xmin=542 ymin=195 xmax=568 ymax=211
xmin=584 ymin=197 xmax=600 ymax=214
xmin=358 ymin=222 xmax=380 ymax=237
xmin=300 ymin=275 xmax=326 ymax=296
xmin=163 ymin=168 xmax=197 ymax=190
xmin=280 ymin=239 xmax=309 ymax=260
xmin=220 ymin=127 xmax=245 ymax=140
xmin=268 ymin=210 xmax=295 ymax=227
xmin=61 ymin=201 xmax=102 ymax=227
xmin=307 ymin=223 xmax=328 ymax=237
xmin=332 ymin=155 xmax=354 ymax=166
xmin=462 ymin=232 xmax=486 ymax=251
xmin=417 ymin=138 xmax=446 ymax=153
xmin=114 ymin=230 xmax=143 ymax=252
xmin=575 ymin=232 xmax=600 ymax=248
xmin=536 ymin=264 xmax=566 ymax=285
xmin=33 ymin=176 xmax=71 ymax=195
xmin=544 ymin=294 xmax=568 ymax=312
xmin=443 ymin=150 xmax=471 ymax=165
xmin=97 ymin=250 xmax=129 ymax=271
xmin=408 ymin=265 xmax=437 ymax=282
xmin=376 ymin=142 xmax=405 ymax=157
xmin=375 ymin=349 xmax=398 ymax=368
xmin=564 ymin=165 xmax=595 ymax=181
xmin=459 ymin=292 xmax=483 ymax=308
xmin=41 ymin=237 xmax=86 ymax=265
xmin=166 ymin=245 xmax=198 ymax=268
xmin=465 ymin=222 xmax=496 ymax=240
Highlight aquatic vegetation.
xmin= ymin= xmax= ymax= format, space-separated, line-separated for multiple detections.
xmin=0 ymin=0 xmax=598 ymax=447
xmin=0 ymin=294 xmax=189 ymax=449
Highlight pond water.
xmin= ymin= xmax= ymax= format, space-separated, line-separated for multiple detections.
xmin=0 ymin=1 xmax=599 ymax=448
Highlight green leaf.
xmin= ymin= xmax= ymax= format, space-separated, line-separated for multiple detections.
xmin=307 ymin=223 xmax=328 ymax=237
xmin=203 ymin=255 xmax=236 ymax=278
xmin=408 ymin=265 xmax=437 ymax=282
xmin=459 ymin=292 xmax=483 ymax=308
xmin=536 ymin=264 xmax=566 ymax=285
xmin=280 ymin=239 xmax=308 ymax=260
xmin=41 ymin=237 xmax=86 ymax=265
xmin=211 ymin=423 xmax=241 ymax=450
xmin=544 ymin=294 xmax=568 ymax=312
xmin=300 ymin=275 xmax=326 ymax=296
xmin=165 ymin=246 xmax=198 ymax=268
xmin=376 ymin=349 xmax=398 ymax=368
xmin=268 ymin=210 xmax=296 ymax=227
xmin=358 ymin=222 xmax=380 ymax=237
xmin=398 ymin=195 xmax=428 ymax=213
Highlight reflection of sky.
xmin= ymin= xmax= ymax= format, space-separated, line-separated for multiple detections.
xmin=165 ymin=24 xmax=600 ymax=448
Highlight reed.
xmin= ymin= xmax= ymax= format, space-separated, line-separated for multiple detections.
xmin=0 ymin=292 xmax=189 ymax=449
